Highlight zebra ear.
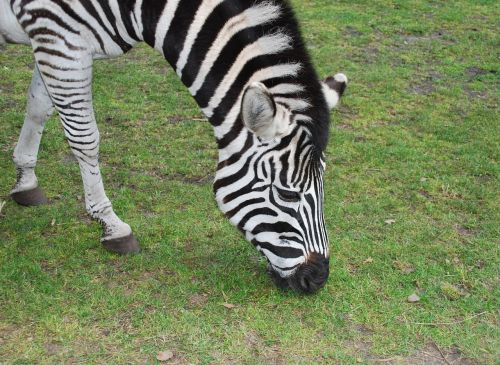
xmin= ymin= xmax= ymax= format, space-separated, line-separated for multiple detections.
xmin=321 ymin=73 xmax=348 ymax=109
xmin=241 ymin=82 xmax=278 ymax=140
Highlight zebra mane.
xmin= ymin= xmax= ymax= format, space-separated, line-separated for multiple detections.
xmin=278 ymin=1 xmax=331 ymax=156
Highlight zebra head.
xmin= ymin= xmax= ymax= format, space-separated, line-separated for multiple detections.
xmin=214 ymin=74 xmax=347 ymax=293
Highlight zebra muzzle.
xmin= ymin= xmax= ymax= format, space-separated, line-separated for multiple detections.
xmin=267 ymin=253 xmax=330 ymax=294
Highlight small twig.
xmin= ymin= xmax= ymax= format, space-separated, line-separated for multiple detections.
xmin=0 ymin=200 xmax=5 ymax=214
xmin=407 ymin=311 xmax=488 ymax=326
xmin=433 ymin=342 xmax=451 ymax=365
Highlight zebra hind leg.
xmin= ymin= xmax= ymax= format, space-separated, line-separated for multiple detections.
xmin=32 ymin=49 xmax=140 ymax=254
xmin=11 ymin=65 xmax=54 ymax=206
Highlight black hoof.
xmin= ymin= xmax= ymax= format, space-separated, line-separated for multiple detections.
xmin=102 ymin=234 xmax=141 ymax=255
xmin=11 ymin=187 xmax=48 ymax=206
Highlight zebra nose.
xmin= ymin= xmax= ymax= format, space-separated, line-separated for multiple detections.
xmin=288 ymin=253 xmax=330 ymax=294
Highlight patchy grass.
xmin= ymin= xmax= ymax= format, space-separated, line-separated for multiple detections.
xmin=0 ymin=1 xmax=498 ymax=364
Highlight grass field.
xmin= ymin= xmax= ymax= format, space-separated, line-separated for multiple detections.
xmin=0 ymin=1 xmax=499 ymax=364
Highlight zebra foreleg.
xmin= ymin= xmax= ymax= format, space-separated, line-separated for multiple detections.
xmin=32 ymin=51 xmax=140 ymax=254
xmin=11 ymin=65 xmax=53 ymax=206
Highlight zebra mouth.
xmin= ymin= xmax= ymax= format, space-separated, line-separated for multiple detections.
xmin=266 ymin=253 xmax=330 ymax=294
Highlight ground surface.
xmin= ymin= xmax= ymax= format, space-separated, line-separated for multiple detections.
xmin=0 ymin=1 xmax=498 ymax=364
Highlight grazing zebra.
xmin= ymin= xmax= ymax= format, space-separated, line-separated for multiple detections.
xmin=1 ymin=0 xmax=347 ymax=293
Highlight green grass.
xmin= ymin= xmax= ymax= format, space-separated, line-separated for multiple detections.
xmin=1 ymin=1 xmax=499 ymax=364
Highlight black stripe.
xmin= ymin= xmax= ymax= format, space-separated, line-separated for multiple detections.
xmin=51 ymin=0 xmax=106 ymax=51
xmin=216 ymin=117 xmax=244 ymax=150
xmin=141 ymin=0 xmax=168 ymax=47
xmin=217 ymin=131 xmax=253 ymax=170
xmin=181 ymin=1 xmax=251 ymax=86
xmin=239 ymin=208 xmax=278 ymax=230
xmin=22 ymin=9 xmax=79 ymax=35
xmin=225 ymin=197 xmax=265 ymax=219
xmin=251 ymin=222 xmax=301 ymax=236
xmin=34 ymin=47 xmax=75 ymax=60
xmin=162 ymin=0 xmax=203 ymax=67
xmin=213 ymin=152 xmax=256 ymax=193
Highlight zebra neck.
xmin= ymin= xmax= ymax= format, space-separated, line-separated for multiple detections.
xmin=141 ymin=0 xmax=327 ymax=159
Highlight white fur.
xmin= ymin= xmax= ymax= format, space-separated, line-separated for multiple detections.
xmin=202 ymin=32 xmax=292 ymax=117
xmin=0 ymin=0 xmax=30 ymax=44
xmin=176 ymin=0 xmax=226 ymax=76
xmin=334 ymin=72 xmax=348 ymax=83
xmin=154 ymin=0 xmax=181 ymax=52
xmin=189 ymin=2 xmax=282 ymax=95
xmin=322 ymin=83 xmax=339 ymax=109
xmin=321 ymin=73 xmax=348 ymax=109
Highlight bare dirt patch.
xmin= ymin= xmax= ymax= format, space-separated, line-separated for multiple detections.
xmin=409 ymin=74 xmax=440 ymax=95
xmin=465 ymin=67 xmax=495 ymax=80
xmin=455 ymin=225 xmax=476 ymax=237
xmin=345 ymin=342 xmax=478 ymax=364
xmin=397 ymin=344 xmax=478 ymax=365
xmin=44 ymin=342 xmax=63 ymax=356
xmin=343 ymin=26 xmax=363 ymax=38
xmin=463 ymin=87 xmax=488 ymax=100
xmin=243 ymin=330 xmax=285 ymax=365
xmin=402 ymin=31 xmax=455 ymax=46
xmin=186 ymin=293 xmax=209 ymax=309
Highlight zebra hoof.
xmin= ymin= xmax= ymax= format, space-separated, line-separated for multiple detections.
xmin=102 ymin=234 xmax=141 ymax=255
xmin=11 ymin=187 xmax=49 ymax=206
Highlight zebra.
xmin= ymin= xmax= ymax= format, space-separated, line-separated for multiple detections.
xmin=1 ymin=0 xmax=347 ymax=293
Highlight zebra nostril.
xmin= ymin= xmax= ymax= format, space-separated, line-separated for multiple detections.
xmin=288 ymin=254 xmax=329 ymax=294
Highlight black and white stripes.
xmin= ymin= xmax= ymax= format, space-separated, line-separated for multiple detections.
xmin=1 ymin=0 xmax=347 ymax=293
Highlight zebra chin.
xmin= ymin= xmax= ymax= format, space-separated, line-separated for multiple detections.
xmin=267 ymin=253 xmax=330 ymax=294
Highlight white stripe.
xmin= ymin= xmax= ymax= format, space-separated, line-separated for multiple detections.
xmin=269 ymin=83 xmax=305 ymax=94
xmin=154 ymin=0 xmax=181 ymax=52
xmin=188 ymin=3 xmax=282 ymax=93
xmin=176 ymin=0 xmax=225 ymax=77
xmin=275 ymin=97 xmax=311 ymax=111
xmin=201 ymin=33 xmax=293 ymax=117
xmin=133 ymin=0 xmax=144 ymax=38
xmin=294 ymin=114 xmax=312 ymax=123
xmin=89 ymin=0 xmax=116 ymax=36
xmin=109 ymin=0 xmax=138 ymax=45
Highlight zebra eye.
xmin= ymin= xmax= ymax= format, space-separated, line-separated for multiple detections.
xmin=276 ymin=187 xmax=301 ymax=203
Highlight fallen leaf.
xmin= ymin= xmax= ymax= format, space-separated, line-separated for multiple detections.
xmin=407 ymin=293 xmax=420 ymax=303
xmin=385 ymin=219 xmax=396 ymax=225
xmin=0 ymin=200 xmax=6 ymax=215
xmin=222 ymin=303 xmax=237 ymax=309
xmin=51 ymin=218 xmax=56 ymax=226
xmin=420 ymin=177 xmax=428 ymax=182
xmin=363 ymin=257 xmax=373 ymax=264
xmin=157 ymin=350 xmax=174 ymax=362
